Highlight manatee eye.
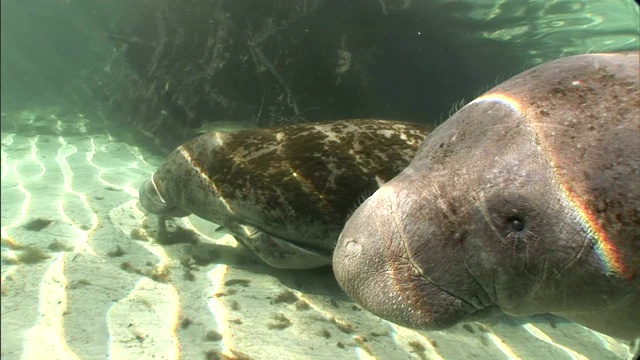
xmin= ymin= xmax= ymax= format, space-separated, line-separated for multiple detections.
xmin=507 ymin=215 xmax=526 ymax=232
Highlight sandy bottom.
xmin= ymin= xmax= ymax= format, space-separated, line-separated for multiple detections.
xmin=1 ymin=108 xmax=637 ymax=360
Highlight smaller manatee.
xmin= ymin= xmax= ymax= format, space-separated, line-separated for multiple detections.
xmin=139 ymin=119 xmax=429 ymax=269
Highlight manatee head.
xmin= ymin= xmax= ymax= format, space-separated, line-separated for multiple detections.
xmin=332 ymin=52 xmax=640 ymax=339
xmin=138 ymin=174 xmax=191 ymax=218
xmin=137 ymin=132 xmax=233 ymax=222
xmin=333 ymin=102 xmax=572 ymax=329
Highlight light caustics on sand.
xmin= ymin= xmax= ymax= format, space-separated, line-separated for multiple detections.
xmin=86 ymin=137 xmax=139 ymax=198
xmin=207 ymin=264 xmax=235 ymax=357
xmin=522 ymin=323 xmax=590 ymax=360
xmin=55 ymin=136 xmax=98 ymax=255
xmin=389 ymin=324 xmax=444 ymax=360
xmin=1 ymin=129 xmax=183 ymax=358
xmin=485 ymin=332 xmax=522 ymax=360
xmin=1 ymin=136 xmax=35 ymax=263
xmin=21 ymin=253 xmax=81 ymax=360
xmin=106 ymin=277 xmax=181 ymax=360
xmin=28 ymin=136 xmax=47 ymax=177
xmin=105 ymin=199 xmax=182 ymax=359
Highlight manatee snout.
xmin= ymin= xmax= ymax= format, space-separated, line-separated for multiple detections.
xmin=334 ymin=185 xmax=491 ymax=330
xmin=138 ymin=176 xmax=190 ymax=217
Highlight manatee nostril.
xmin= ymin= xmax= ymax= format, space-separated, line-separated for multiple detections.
xmin=343 ymin=240 xmax=361 ymax=258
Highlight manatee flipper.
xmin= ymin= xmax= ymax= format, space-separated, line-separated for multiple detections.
xmin=553 ymin=288 xmax=640 ymax=341
xmin=226 ymin=223 xmax=331 ymax=269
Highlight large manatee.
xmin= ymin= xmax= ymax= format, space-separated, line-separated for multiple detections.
xmin=139 ymin=119 xmax=428 ymax=269
xmin=332 ymin=52 xmax=640 ymax=340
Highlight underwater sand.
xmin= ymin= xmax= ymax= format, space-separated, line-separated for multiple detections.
xmin=1 ymin=108 xmax=637 ymax=360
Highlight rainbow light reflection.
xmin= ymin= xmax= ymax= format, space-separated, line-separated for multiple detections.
xmin=469 ymin=93 xmax=624 ymax=276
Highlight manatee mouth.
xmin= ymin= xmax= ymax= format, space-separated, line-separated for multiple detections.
xmin=334 ymin=235 xmax=476 ymax=329
xmin=138 ymin=174 xmax=190 ymax=217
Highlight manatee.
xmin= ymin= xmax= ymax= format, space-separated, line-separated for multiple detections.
xmin=332 ymin=52 xmax=640 ymax=340
xmin=139 ymin=119 xmax=428 ymax=269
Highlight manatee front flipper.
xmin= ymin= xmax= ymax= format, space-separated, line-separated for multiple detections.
xmin=553 ymin=288 xmax=640 ymax=341
xmin=225 ymin=223 xmax=331 ymax=269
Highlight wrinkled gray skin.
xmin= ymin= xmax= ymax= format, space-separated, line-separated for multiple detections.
xmin=333 ymin=52 xmax=640 ymax=340
xmin=139 ymin=119 xmax=427 ymax=269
